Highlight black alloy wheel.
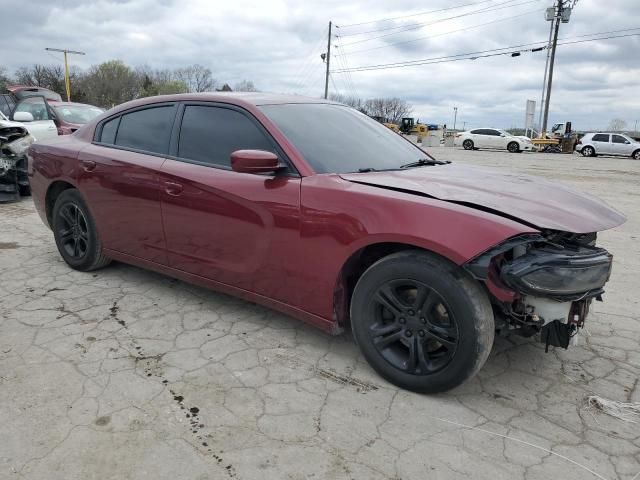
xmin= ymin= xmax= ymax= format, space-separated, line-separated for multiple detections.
xmin=507 ymin=142 xmax=520 ymax=153
xmin=368 ymin=279 xmax=458 ymax=375
xmin=462 ymin=139 xmax=474 ymax=150
xmin=351 ymin=251 xmax=494 ymax=393
xmin=57 ymin=203 xmax=90 ymax=260
xmin=52 ymin=189 xmax=111 ymax=271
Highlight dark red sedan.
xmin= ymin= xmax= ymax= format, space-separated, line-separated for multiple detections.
xmin=28 ymin=93 xmax=625 ymax=392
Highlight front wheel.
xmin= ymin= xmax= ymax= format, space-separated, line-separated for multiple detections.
xmin=52 ymin=189 xmax=111 ymax=271
xmin=632 ymin=150 xmax=640 ymax=160
xmin=350 ymin=251 xmax=494 ymax=393
xmin=581 ymin=146 xmax=595 ymax=157
xmin=462 ymin=139 xmax=474 ymax=150
xmin=507 ymin=142 xmax=520 ymax=153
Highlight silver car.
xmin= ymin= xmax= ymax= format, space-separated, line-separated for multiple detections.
xmin=576 ymin=132 xmax=640 ymax=159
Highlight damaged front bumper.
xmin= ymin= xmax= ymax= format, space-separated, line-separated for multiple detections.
xmin=465 ymin=233 xmax=613 ymax=350
xmin=0 ymin=128 xmax=33 ymax=202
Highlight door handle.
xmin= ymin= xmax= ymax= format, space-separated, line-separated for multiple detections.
xmin=164 ymin=181 xmax=183 ymax=196
xmin=80 ymin=159 xmax=97 ymax=172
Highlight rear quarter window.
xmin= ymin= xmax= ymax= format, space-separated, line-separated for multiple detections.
xmin=99 ymin=116 xmax=120 ymax=144
xmin=114 ymin=105 xmax=176 ymax=154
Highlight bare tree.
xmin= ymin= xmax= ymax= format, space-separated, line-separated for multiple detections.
xmin=608 ymin=118 xmax=627 ymax=131
xmin=329 ymin=93 xmax=365 ymax=111
xmin=362 ymin=97 xmax=412 ymax=124
xmin=233 ymin=80 xmax=258 ymax=92
xmin=175 ymin=64 xmax=216 ymax=92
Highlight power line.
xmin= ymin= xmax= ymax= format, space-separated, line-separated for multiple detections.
xmin=331 ymin=30 xmax=640 ymax=73
xmin=333 ymin=44 xmax=360 ymax=99
xmin=337 ymin=0 xmax=540 ymax=45
xmin=291 ymin=26 xmax=330 ymax=92
xmin=335 ymin=8 xmax=543 ymax=56
xmin=337 ymin=0 xmax=521 ymax=37
xmin=336 ymin=0 xmax=494 ymax=28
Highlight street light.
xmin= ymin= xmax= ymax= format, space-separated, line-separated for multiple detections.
xmin=453 ymin=107 xmax=458 ymax=131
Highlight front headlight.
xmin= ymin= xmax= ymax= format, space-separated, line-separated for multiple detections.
xmin=501 ymin=246 xmax=612 ymax=297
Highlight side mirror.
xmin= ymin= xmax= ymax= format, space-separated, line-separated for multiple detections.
xmin=230 ymin=150 xmax=282 ymax=174
xmin=13 ymin=111 xmax=34 ymax=122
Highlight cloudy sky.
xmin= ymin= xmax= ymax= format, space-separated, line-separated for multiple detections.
xmin=5 ymin=0 xmax=639 ymax=130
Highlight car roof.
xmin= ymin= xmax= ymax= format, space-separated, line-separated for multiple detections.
xmin=104 ymin=92 xmax=339 ymax=114
xmin=164 ymin=92 xmax=339 ymax=106
xmin=47 ymin=101 xmax=103 ymax=108
xmin=587 ymin=132 xmax=629 ymax=135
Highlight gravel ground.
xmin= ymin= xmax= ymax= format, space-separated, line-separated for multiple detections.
xmin=1 ymin=147 xmax=639 ymax=480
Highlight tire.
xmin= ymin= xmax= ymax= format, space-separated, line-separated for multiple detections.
xmin=507 ymin=142 xmax=520 ymax=153
xmin=52 ymin=189 xmax=111 ymax=271
xmin=581 ymin=146 xmax=595 ymax=157
xmin=350 ymin=250 xmax=494 ymax=393
xmin=633 ymin=149 xmax=640 ymax=160
xmin=462 ymin=139 xmax=474 ymax=150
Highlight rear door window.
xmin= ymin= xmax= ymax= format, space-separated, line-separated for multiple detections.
xmin=177 ymin=105 xmax=274 ymax=167
xmin=592 ymin=134 xmax=609 ymax=142
xmin=114 ymin=105 xmax=176 ymax=155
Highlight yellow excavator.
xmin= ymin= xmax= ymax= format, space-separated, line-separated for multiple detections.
xmin=531 ymin=121 xmax=577 ymax=153
xmin=399 ymin=117 xmax=428 ymax=136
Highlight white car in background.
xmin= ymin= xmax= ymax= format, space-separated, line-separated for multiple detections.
xmin=455 ymin=128 xmax=534 ymax=153
xmin=576 ymin=132 xmax=640 ymax=160
xmin=0 ymin=108 xmax=58 ymax=142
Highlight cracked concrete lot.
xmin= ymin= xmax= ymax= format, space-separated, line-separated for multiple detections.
xmin=1 ymin=148 xmax=639 ymax=480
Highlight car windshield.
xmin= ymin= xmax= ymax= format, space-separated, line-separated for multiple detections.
xmin=259 ymin=103 xmax=432 ymax=174
xmin=52 ymin=104 xmax=104 ymax=124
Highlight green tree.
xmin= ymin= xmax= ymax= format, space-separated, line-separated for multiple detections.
xmin=83 ymin=60 xmax=141 ymax=108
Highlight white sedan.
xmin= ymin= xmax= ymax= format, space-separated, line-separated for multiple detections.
xmin=455 ymin=128 xmax=534 ymax=153
xmin=0 ymin=109 xmax=58 ymax=142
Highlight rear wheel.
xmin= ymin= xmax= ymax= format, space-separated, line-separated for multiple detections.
xmin=581 ymin=146 xmax=595 ymax=157
xmin=462 ymin=139 xmax=474 ymax=150
xmin=52 ymin=189 xmax=111 ymax=271
xmin=350 ymin=251 xmax=494 ymax=393
xmin=507 ymin=141 xmax=520 ymax=153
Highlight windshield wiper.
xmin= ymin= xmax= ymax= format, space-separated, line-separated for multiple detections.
xmin=400 ymin=158 xmax=451 ymax=169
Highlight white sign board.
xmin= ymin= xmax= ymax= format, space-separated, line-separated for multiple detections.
xmin=524 ymin=100 xmax=536 ymax=137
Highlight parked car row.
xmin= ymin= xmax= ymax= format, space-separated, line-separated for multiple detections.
xmin=1 ymin=85 xmax=103 ymax=140
xmin=453 ymin=127 xmax=640 ymax=159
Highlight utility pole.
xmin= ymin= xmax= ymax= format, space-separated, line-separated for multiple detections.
xmin=541 ymin=0 xmax=569 ymax=136
xmin=323 ymin=22 xmax=332 ymax=99
xmin=537 ymin=13 xmax=555 ymax=135
xmin=453 ymin=107 xmax=458 ymax=131
xmin=45 ymin=47 xmax=85 ymax=101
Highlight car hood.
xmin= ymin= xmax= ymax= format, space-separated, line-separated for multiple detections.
xmin=340 ymin=163 xmax=626 ymax=233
